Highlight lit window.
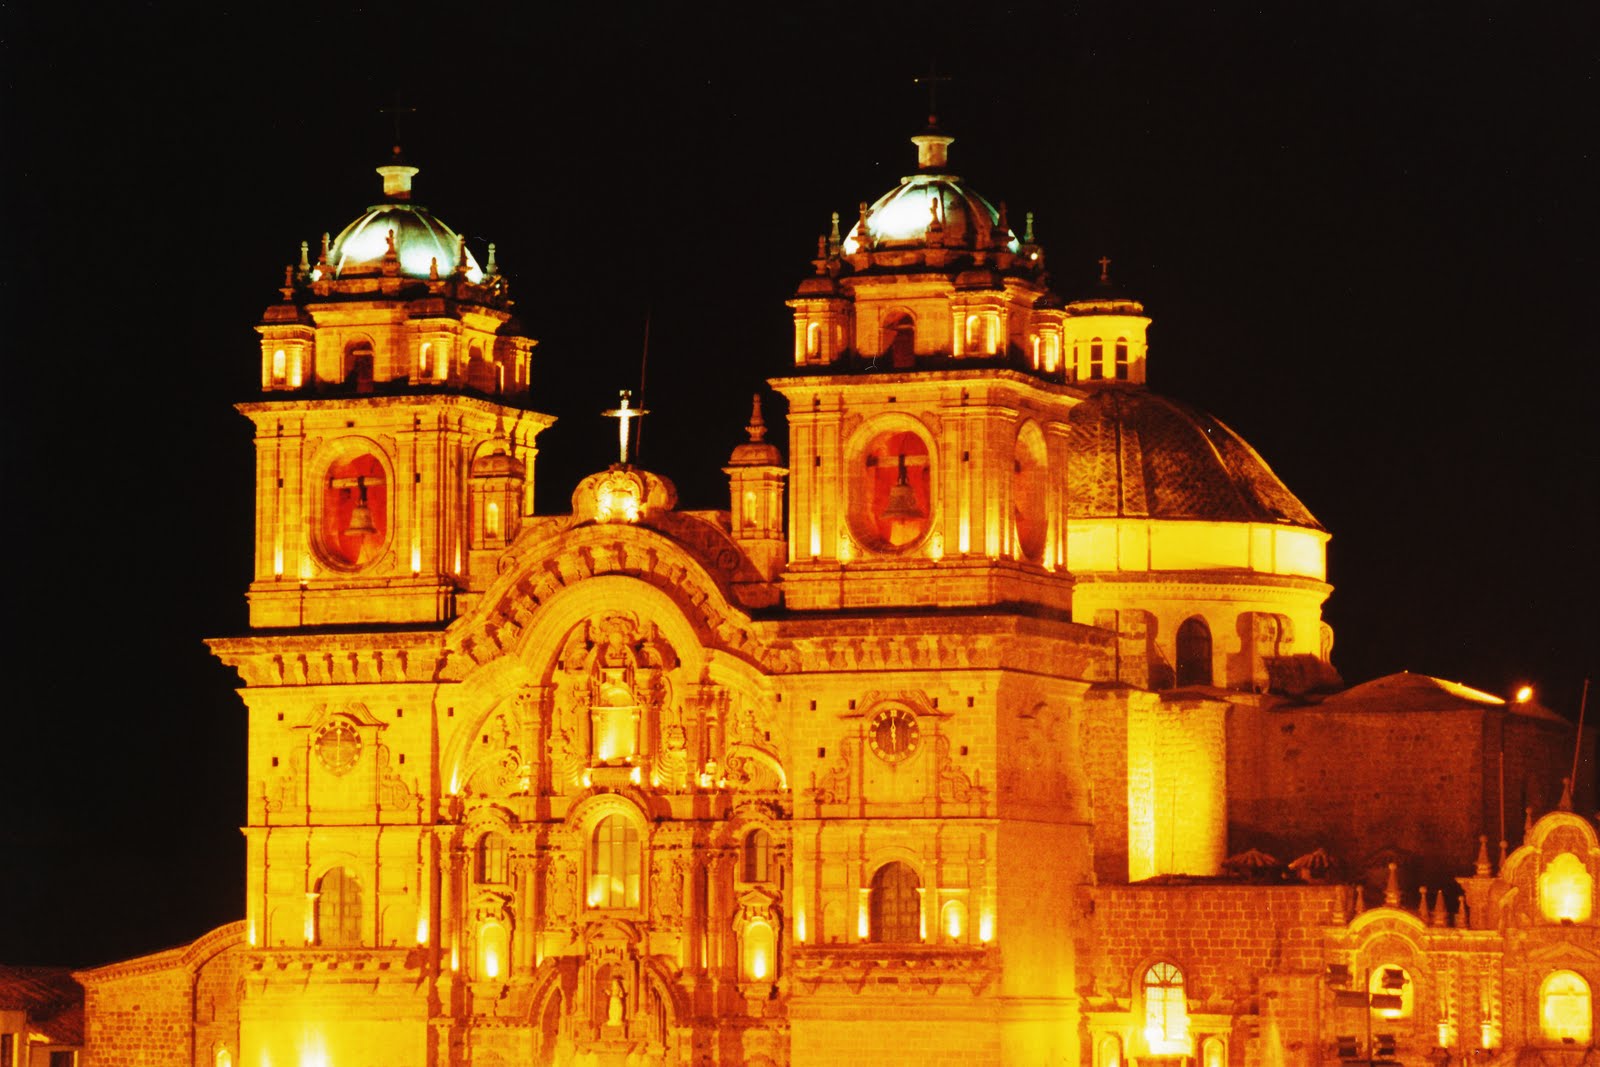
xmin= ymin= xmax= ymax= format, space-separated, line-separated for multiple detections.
xmin=1176 ymin=617 xmax=1213 ymax=687
xmin=1369 ymin=966 xmax=1413 ymax=1020
xmin=743 ymin=829 xmax=773 ymax=883
xmin=1089 ymin=338 xmax=1104 ymax=380
xmin=941 ymin=898 xmax=967 ymax=940
xmin=965 ymin=314 xmax=982 ymax=353
xmin=419 ymin=342 xmax=432 ymax=379
xmin=1539 ymin=853 xmax=1593 ymax=923
xmin=589 ymin=815 xmax=640 ymax=908
xmin=869 ymin=862 xmax=921 ymax=943
xmin=316 ymin=867 xmax=362 ymax=946
xmin=272 ymin=348 xmax=287 ymax=382
xmin=742 ymin=919 xmax=775 ymax=981
xmin=1202 ymin=1037 xmax=1225 ymax=1067
xmin=1098 ymin=1034 xmax=1123 ymax=1067
xmin=1115 ymin=338 xmax=1130 ymax=379
xmin=1143 ymin=962 xmax=1191 ymax=1053
xmin=216 ymin=1049 xmax=232 ymax=1067
xmin=1540 ymin=970 xmax=1592 ymax=1042
xmin=477 ymin=832 xmax=508 ymax=884
xmin=485 ymin=500 xmax=502 ymax=540
xmin=806 ymin=321 xmax=821 ymax=358
xmin=478 ymin=921 xmax=508 ymax=980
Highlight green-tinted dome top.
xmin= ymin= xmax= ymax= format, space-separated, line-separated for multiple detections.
xmin=322 ymin=161 xmax=484 ymax=283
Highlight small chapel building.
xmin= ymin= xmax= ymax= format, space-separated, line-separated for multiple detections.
xmin=74 ymin=128 xmax=1593 ymax=1066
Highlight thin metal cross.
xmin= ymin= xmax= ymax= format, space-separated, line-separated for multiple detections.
xmin=913 ymin=62 xmax=952 ymax=123
xmin=601 ymin=390 xmax=648 ymax=466
xmin=1098 ymin=256 xmax=1112 ymax=283
xmin=379 ymin=92 xmax=417 ymax=150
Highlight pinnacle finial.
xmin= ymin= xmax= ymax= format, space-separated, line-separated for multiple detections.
xmin=1475 ymin=835 xmax=1491 ymax=877
xmin=828 ymin=212 xmax=842 ymax=256
xmin=1383 ymin=861 xmax=1401 ymax=907
xmin=745 ymin=394 xmax=767 ymax=444
xmin=299 ymin=241 xmax=311 ymax=273
xmin=1024 ymin=211 xmax=1035 ymax=244
xmin=486 ymin=242 xmax=499 ymax=276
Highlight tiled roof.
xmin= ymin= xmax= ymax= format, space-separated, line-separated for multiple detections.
xmin=0 ymin=965 xmax=83 ymax=1045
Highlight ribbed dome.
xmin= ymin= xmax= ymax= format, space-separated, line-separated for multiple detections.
xmin=842 ymin=172 xmax=1019 ymax=255
xmin=325 ymin=202 xmax=484 ymax=282
xmin=1067 ymin=390 xmax=1321 ymax=528
xmin=320 ymin=160 xmax=484 ymax=283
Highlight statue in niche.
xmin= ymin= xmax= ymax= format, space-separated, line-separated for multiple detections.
xmin=605 ymin=976 xmax=625 ymax=1027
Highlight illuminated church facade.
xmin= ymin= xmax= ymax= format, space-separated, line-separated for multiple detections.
xmin=74 ymin=132 xmax=1595 ymax=1066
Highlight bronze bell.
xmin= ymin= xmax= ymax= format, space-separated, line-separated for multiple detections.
xmin=344 ymin=477 xmax=378 ymax=537
xmin=880 ymin=454 xmax=923 ymax=520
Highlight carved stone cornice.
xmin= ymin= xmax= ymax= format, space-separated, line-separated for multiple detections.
xmin=208 ymin=631 xmax=446 ymax=688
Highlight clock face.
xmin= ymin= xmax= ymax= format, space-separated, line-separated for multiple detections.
xmin=867 ymin=705 xmax=921 ymax=763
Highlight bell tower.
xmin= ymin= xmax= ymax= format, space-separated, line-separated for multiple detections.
xmin=770 ymin=124 xmax=1077 ymax=611
xmin=242 ymin=154 xmax=554 ymax=627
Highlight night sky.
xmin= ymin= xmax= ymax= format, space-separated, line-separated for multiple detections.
xmin=2 ymin=4 xmax=1593 ymax=965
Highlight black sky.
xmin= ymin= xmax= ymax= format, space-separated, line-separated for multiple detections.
xmin=1 ymin=2 xmax=1594 ymax=965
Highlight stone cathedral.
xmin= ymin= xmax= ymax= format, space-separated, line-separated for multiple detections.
xmin=74 ymin=130 xmax=1595 ymax=1067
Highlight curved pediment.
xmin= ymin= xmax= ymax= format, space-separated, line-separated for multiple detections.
xmin=447 ymin=521 xmax=794 ymax=679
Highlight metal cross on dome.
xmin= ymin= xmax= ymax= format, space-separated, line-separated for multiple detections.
xmin=602 ymin=389 xmax=648 ymax=466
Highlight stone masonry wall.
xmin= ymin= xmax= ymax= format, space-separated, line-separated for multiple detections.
xmin=1092 ymin=884 xmax=1340 ymax=1056
xmin=81 ymin=961 xmax=192 ymax=1067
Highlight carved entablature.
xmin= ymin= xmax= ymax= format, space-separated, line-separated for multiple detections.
xmin=210 ymin=633 xmax=446 ymax=687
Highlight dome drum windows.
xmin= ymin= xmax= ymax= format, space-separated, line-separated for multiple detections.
xmin=882 ymin=311 xmax=916 ymax=368
xmin=258 ymin=333 xmax=309 ymax=392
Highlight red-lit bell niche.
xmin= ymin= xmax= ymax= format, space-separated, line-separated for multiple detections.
xmin=320 ymin=452 xmax=389 ymax=569
xmin=854 ymin=429 xmax=932 ymax=551
xmin=1012 ymin=422 xmax=1048 ymax=563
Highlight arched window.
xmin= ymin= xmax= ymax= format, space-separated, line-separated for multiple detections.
xmin=467 ymin=345 xmax=496 ymax=392
xmin=1541 ymin=970 xmax=1593 ymax=1042
xmin=742 ymin=919 xmax=775 ymax=981
xmin=477 ymin=832 xmax=508 ymax=884
xmin=806 ymin=321 xmax=821 ymax=359
xmin=1089 ymin=338 xmax=1104 ymax=380
xmin=869 ymin=861 xmax=921 ymax=943
xmin=1143 ymin=962 xmax=1190 ymax=1053
xmin=1201 ymin=1037 xmax=1226 ymax=1067
xmin=344 ymin=340 xmax=374 ymax=393
xmin=1176 ymin=617 xmax=1213 ymax=686
xmin=743 ymin=829 xmax=773 ymax=883
xmin=589 ymin=815 xmax=640 ymax=909
xmin=316 ymin=867 xmax=362 ymax=946
xmin=1097 ymin=1034 xmax=1123 ymax=1067
xmin=1369 ymin=965 xmax=1413 ymax=1020
xmin=478 ymin=921 xmax=508 ymax=980
xmin=485 ymin=500 xmax=502 ymax=540
xmin=940 ymin=898 xmax=966 ymax=940
xmin=1540 ymin=852 xmax=1594 ymax=922
xmin=1115 ymin=337 xmax=1130 ymax=379
xmin=216 ymin=1049 xmax=233 ymax=1067
xmin=272 ymin=348 xmax=287 ymax=383
xmin=883 ymin=312 xmax=915 ymax=369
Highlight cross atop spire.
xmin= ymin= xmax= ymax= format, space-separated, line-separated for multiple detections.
xmin=913 ymin=61 xmax=952 ymax=128
xmin=1098 ymin=256 xmax=1112 ymax=283
xmin=602 ymin=390 xmax=649 ymax=466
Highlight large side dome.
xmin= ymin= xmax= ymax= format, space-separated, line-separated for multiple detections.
xmin=1067 ymin=390 xmax=1321 ymax=528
